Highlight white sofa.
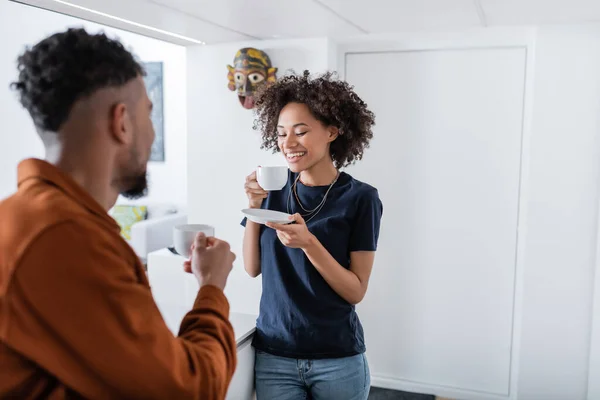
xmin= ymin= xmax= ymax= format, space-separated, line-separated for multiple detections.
xmin=110 ymin=203 xmax=187 ymax=262
xmin=130 ymin=212 xmax=187 ymax=261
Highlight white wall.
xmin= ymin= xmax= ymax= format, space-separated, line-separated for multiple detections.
xmin=0 ymin=1 xmax=187 ymax=207
xmin=518 ymin=25 xmax=600 ymax=400
xmin=334 ymin=26 xmax=600 ymax=400
xmin=345 ymin=46 xmax=527 ymax=397
xmin=186 ymin=38 xmax=336 ymax=315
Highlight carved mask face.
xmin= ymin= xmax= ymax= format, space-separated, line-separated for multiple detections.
xmin=227 ymin=48 xmax=277 ymax=109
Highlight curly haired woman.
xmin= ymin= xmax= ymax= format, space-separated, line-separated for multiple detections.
xmin=242 ymin=71 xmax=383 ymax=400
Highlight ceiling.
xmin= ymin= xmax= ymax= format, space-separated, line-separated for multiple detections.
xmin=11 ymin=0 xmax=600 ymax=45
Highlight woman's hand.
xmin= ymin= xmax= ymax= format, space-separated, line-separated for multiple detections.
xmin=245 ymin=170 xmax=268 ymax=209
xmin=266 ymin=213 xmax=316 ymax=250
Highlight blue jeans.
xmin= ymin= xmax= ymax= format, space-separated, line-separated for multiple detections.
xmin=254 ymin=350 xmax=370 ymax=400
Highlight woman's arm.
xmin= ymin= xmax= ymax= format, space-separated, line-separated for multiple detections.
xmin=303 ymin=238 xmax=375 ymax=304
xmin=242 ymin=221 xmax=262 ymax=278
xmin=242 ymin=170 xmax=268 ymax=278
xmin=268 ymin=188 xmax=382 ymax=303
xmin=267 ymin=213 xmax=377 ymax=304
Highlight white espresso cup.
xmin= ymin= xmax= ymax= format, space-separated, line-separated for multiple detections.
xmin=173 ymin=224 xmax=215 ymax=258
xmin=257 ymin=166 xmax=288 ymax=191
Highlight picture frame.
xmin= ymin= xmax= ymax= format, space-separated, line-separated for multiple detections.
xmin=141 ymin=61 xmax=165 ymax=162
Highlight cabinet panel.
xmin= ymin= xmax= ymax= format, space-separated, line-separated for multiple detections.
xmin=345 ymin=48 xmax=526 ymax=395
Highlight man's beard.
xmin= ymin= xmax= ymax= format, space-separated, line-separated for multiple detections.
xmin=119 ymin=172 xmax=148 ymax=199
xmin=119 ymin=143 xmax=149 ymax=199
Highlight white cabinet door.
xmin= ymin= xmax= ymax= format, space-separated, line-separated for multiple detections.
xmin=227 ymin=340 xmax=255 ymax=400
xmin=345 ymin=48 xmax=526 ymax=396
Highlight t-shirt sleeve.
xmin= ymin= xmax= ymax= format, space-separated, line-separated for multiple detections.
xmin=349 ymin=188 xmax=383 ymax=252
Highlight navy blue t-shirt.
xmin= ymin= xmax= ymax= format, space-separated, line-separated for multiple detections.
xmin=241 ymin=171 xmax=383 ymax=359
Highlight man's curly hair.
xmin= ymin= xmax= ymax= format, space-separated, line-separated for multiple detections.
xmin=253 ymin=70 xmax=375 ymax=169
xmin=11 ymin=28 xmax=144 ymax=133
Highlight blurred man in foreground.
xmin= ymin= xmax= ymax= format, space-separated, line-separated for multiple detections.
xmin=0 ymin=28 xmax=236 ymax=399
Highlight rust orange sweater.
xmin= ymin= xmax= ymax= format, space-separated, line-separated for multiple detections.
xmin=0 ymin=159 xmax=237 ymax=399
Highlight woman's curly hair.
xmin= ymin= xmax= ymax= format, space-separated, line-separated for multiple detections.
xmin=253 ymin=70 xmax=375 ymax=169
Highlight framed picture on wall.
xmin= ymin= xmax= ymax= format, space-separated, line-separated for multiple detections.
xmin=142 ymin=61 xmax=165 ymax=162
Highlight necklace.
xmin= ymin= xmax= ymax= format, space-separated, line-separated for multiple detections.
xmin=287 ymin=171 xmax=340 ymax=223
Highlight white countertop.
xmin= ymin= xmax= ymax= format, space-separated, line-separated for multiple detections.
xmin=154 ymin=247 xmax=182 ymax=258
xmin=156 ymin=301 xmax=257 ymax=346
xmin=229 ymin=312 xmax=257 ymax=346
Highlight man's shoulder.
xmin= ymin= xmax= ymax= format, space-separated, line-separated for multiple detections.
xmin=0 ymin=185 xmax=113 ymax=269
xmin=0 ymin=185 xmax=86 ymax=238
xmin=1 ymin=205 xmax=137 ymax=296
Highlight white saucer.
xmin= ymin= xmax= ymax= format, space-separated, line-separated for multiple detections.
xmin=242 ymin=209 xmax=293 ymax=225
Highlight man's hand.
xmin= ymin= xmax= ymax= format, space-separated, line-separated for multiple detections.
xmin=183 ymin=233 xmax=236 ymax=290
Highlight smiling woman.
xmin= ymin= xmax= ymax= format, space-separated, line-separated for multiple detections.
xmin=254 ymin=70 xmax=375 ymax=170
xmin=241 ymin=70 xmax=383 ymax=400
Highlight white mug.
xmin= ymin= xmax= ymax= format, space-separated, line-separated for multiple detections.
xmin=173 ymin=224 xmax=215 ymax=258
xmin=257 ymin=166 xmax=288 ymax=191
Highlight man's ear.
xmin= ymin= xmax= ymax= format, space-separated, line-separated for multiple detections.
xmin=328 ymin=126 xmax=340 ymax=143
xmin=110 ymin=102 xmax=132 ymax=145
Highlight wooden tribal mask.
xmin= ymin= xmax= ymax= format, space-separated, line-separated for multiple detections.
xmin=227 ymin=48 xmax=277 ymax=109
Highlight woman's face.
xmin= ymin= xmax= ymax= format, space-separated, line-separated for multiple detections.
xmin=276 ymin=102 xmax=338 ymax=173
